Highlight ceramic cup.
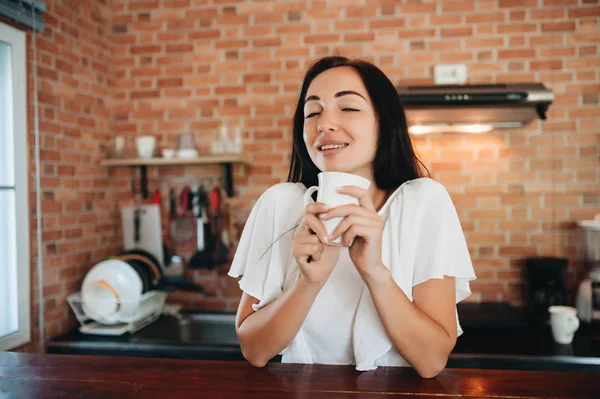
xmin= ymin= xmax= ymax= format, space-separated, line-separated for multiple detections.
xmin=135 ymin=136 xmax=156 ymax=158
xmin=303 ymin=172 xmax=371 ymax=246
xmin=549 ymin=306 xmax=580 ymax=344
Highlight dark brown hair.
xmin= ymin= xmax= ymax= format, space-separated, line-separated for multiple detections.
xmin=287 ymin=56 xmax=428 ymax=190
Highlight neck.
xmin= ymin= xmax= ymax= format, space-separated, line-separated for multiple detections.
xmin=347 ymin=168 xmax=388 ymax=212
xmin=364 ymin=175 xmax=388 ymax=212
xmin=371 ymin=185 xmax=389 ymax=212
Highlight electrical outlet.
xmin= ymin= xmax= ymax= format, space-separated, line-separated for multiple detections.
xmin=434 ymin=64 xmax=467 ymax=85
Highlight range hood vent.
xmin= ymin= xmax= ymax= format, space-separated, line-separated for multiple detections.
xmin=397 ymin=83 xmax=554 ymax=134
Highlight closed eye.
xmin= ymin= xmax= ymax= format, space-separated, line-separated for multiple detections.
xmin=305 ymin=112 xmax=321 ymax=119
xmin=342 ymin=108 xmax=359 ymax=112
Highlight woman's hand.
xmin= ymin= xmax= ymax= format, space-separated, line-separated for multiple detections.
xmin=321 ymin=186 xmax=385 ymax=277
xmin=292 ymin=202 xmax=340 ymax=287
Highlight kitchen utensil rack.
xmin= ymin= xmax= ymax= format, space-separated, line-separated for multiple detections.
xmin=67 ymin=290 xmax=168 ymax=336
xmin=101 ymin=155 xmax=248 ymax=199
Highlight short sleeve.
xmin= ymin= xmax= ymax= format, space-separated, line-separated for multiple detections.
xmin=228 ymin=183 xmax=304 ymax=312
xmin=412 ymin=185 xmax=476 ymax=304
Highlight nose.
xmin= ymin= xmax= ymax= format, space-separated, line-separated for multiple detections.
xmin=317 ymin=109 xmax=338 ymax=134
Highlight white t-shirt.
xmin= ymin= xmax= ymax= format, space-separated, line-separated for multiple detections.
xmin=228 ymin=178 xmax=476 ymax=371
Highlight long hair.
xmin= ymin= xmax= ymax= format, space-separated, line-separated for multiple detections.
xmin=287 ymin=56 xmax=428 ymax=190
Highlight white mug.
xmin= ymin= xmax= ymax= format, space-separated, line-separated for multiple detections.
xmin=135 ymin=135 xmax=156 ymax=158
xmin=549 ymin=306 xmax=580 ymax=344
xmin=303 ymin=172 xmax=371 ymax=246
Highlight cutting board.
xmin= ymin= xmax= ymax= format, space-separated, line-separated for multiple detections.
xmin=120 ymin=204 xmax=164 ymax=268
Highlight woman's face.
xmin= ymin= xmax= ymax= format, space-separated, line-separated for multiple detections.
xmin=303 ymin=66 xmax=378 ymax=180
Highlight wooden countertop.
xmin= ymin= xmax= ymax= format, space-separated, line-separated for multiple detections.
xmin=1 ymin=352 xmax=598 ymax=398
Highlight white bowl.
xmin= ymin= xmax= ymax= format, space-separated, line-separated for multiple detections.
xmin=162 ymin=148 xmax=176 ymax=159
xmin=135 ymin=136 xmax=156 ymax=158
xmin=81 ymin=259 xmax=143 ymax=324
xmin=176 ymin=148 xmax=198 ymax=159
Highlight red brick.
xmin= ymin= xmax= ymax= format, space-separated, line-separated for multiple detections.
xmin=568 ymin=6 xmax=600 ymax=18
xmin=540 ymin=47 xmax=576 ymax=57
xmin=399 ymin=2 xmax=437 ymax=13
xmin=157 ymin=78 xmax=183 ymax=87
xmin=130 ymin=90 xmax=160 ymax=99
xmin=345 ymin=32 xmax=374 ymax=42
xmin=398 ymin=28 xmax=436 ymax=39
xmin=440 ymin=52 xmax=473 ymax=62
xmin=441 ymin=27 xmax=473 ymax=37
xmin=498 ymin=49 xmax=537 ymax=59
xmin=130 ymin=45 xmax=162 ymax=55
xmin=216 ymin=15 xmax=249 ymax=25
xmin=531 ymin=60 xmax=563 ymax=71
xmin=466 ymin=13 xmax=506 ymax=23
xmin=369 ymin=19 xmax=406 ymax=29
xmin=276 ymin=23 xmax=310 ymax=34
xmin=254 ymin=37 xmax=281 ymax=47
xmin=129 ymin=1 xmax=160 ymax=11
xmin=346 ymin=6 xmax=378 ymax=17
xmin=243 ymin=73 xmax=270 ymax=83
xmin=500 ymin=0 xmax=539 ymax=7
xmin=254 ymin=12 xmax=284 ymax=24
xmin=189 ymin=30 xmax=221 ymax=40
xmin=430 ymin=15 xmax=463 ymax=25
xmin=305 ymin=34 xmax=339 ymax=44
xmin=465 ymin=38 xmax=504 ymax=49
xmin=497 ymin=23 xmax=537 ymax=34
xmin=542 ymin=21 xmax=576 ymax=32
xmin=335 ymin=20 xmax=365 ymax=31
xmin=579 ymin=46 xmax=597 ymax=56
xmin=215 ymin=39 xmax=248 ymax=49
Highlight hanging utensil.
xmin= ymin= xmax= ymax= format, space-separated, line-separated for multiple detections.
xmin=168 ymin=187 xmax=176 ymax=244
xmin=211 ymin=187 xmax=228 ymax=266
xmin=133 ymin=207 xmax=141 ymax=244
xmin=170 ymin=186 xmax=196 ymax=247
xmin=152 ymin=189 xmax=171 ymax=268
xmin=188 ymin=185 xmax=215 ymax=270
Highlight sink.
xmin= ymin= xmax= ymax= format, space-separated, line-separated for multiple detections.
xmin=179 ymin=312 xmax=239 ymax=345
xmin=131 ymin=312 xmax=239 ymax=346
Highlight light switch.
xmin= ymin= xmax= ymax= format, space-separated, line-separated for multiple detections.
xmin=434 ymin=64 xmax=467 ymax=85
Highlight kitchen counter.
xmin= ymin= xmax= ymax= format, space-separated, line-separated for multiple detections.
xmin=47 ymin=303 xmax=600 ymax=372
xmin=1 ymin=352 xmax=598 ymax=398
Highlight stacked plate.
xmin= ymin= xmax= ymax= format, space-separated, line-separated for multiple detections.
xmin=81 ymin=250 xmax=163 ymax=325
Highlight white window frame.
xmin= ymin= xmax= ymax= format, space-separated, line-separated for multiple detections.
xmin=0 ymin=21 xmax=30 ymax=351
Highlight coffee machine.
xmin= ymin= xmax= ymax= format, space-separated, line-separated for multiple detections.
xmin=576 ymin=215 xmax=600 ymax=324
xmin=525 ymin=256 xmax=568 ymax=324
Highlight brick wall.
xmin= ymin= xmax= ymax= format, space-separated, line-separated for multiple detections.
xmin=15 ymin=0 xmax=125 ymax=351
xmin=14 ymin=0 xmax=600 ymax=349
xmin=111 ymin=0 xmax=599 ymax=311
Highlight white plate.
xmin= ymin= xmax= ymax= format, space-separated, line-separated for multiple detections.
xmin=81 ymin=259 xmax=142 ymax=324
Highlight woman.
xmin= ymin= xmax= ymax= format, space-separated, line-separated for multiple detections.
xmin=228 ymin=56 xmax=476 ymax=378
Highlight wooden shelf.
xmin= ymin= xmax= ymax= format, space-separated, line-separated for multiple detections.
xmin=100 ymin=155 xmax=247 ymax=198
xmin=100 ymin=155 xmax=247 ymax=167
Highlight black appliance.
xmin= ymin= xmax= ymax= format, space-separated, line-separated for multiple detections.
xmin=525 ymin=257 xmax=568 ymax=324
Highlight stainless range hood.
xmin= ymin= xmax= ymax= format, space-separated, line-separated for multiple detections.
xmin=396 ymin=83 xmax=554 ymax=134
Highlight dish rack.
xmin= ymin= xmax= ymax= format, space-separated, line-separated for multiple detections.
xmin=68 ymin=290 xmax=168 ymax=336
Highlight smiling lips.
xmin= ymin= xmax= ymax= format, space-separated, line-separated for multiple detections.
xmin=318 ymin=143 xmax=349 ymax=151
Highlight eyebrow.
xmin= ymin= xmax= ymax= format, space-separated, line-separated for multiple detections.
xmin=304 ymin=90 xmax=366 ymax=104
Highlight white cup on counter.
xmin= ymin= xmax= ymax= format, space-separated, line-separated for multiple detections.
xmin=549 ymin=306 xmax=580 ymax=344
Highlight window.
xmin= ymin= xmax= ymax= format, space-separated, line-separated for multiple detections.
xmin=0 ymin=21 xmax=30 ymax=351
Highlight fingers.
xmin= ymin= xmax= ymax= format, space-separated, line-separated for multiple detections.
xmin=320 ymin=203 xmax=373 ymax=220
xmin=305 ymin=202 xmax=330 ymax=216
xmin=341 ymin=224 xmax=381 ymax=247
xmin=299 ymin=201 xmax=329 ymax=240
xmin=328 ymin=215 xmax=382 ymax=242
xmin=336 ymin=186 xmax=376 ymax=212
xmin=294 ymin=235 xmax=324 ymax=263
